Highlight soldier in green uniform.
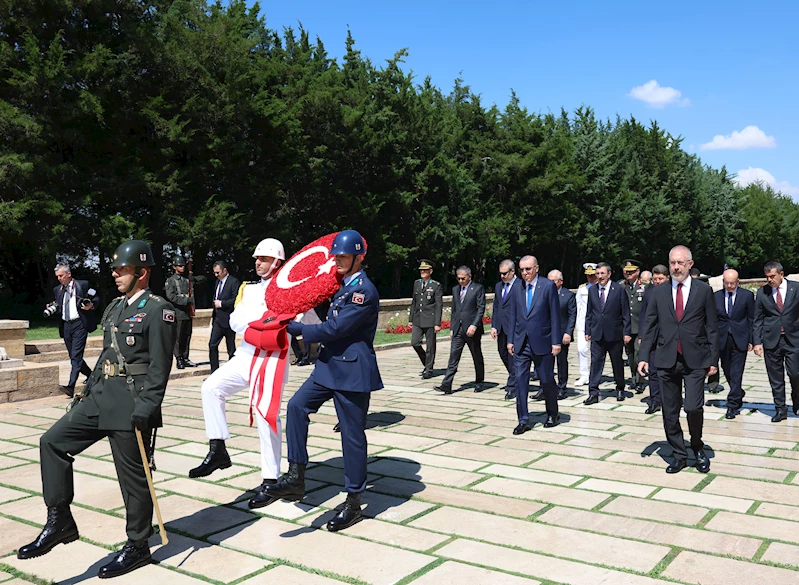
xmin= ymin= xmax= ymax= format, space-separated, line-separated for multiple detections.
xmin=621 ymin=259 xmax=649 ymax=393
xmin=164 ymin=255 xmax=196 ymax=369
xmin=17 ymin=240 xmax=175 ymax=579
xmin=409 ymin=260 xmax=444 ymax=379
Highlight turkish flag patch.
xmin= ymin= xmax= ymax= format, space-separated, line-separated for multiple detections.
xmin=163 ymin=309 xmax=175 ymax=322
xmin=352 ymin=292 xmax=365 ymax=305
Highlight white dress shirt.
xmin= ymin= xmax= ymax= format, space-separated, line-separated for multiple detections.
xmin=215 ymin=275 xmax=229 ymax=299
xmin=772 ymin=279 xmax=788 ymax=305
xmin=62 ymin=281 xmax=79 ymax=320
xmin=671 ymin=276 xmax=693 ymax=312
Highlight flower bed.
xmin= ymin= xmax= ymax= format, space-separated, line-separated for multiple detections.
xmin=385 ymin=315 xmax=492 ymax=334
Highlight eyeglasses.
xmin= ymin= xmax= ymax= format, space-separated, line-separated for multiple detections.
xmin=669 ymin=260 xmax=688 ymax=267
xmin=520 ymin=267 xmax=536 ymax=272
xmin=214 ymin=271 xmax=222 ymax=276
xmin=456 ymin=276 xmax=469 ymax=281
xmin=499 ymin=270 xmax=511 ymax=276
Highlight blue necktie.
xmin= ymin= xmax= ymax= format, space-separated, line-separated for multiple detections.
xmin=526 ymin=283 xmax=533 ymax=312
xmin=728 ymin=292 xmax=733 ymax=317
xmin=502 ymin=283 xmax=509 ymax=300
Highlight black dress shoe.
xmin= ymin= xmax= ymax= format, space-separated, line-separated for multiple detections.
xmin=248 ymin=479 xmax=278 ymax=508
xmin=327 ymin=493 xmax=363 ymax=532
xmin=530 ymin=371 xmax=539 ymax=381
xmin=176 ymin=358 xmax=185 ymax=370
xmin=188 ymin=440 xmax=232 ymax=478
xmin=557 ymin=390 xmax=568 ymax=400
xmin=645 ymin=403 xmax=662 ymax=415
xmin=298 ymin=360 xmax=311 ymax=366
xmin=291 ymin=357 xmax=302 ymax=365
xmin=666 ymin=459 xmax=687 ymax=474
xmin=513 ymin=423 xmax=531 ymax=435
xmin=772 ymin=408 xmax=788 ymax=423
xmin=59 ymin=385 xmax=75 ymax=398
xmin=262 ymin=462 xmax=305 ymax=501
xmin=434 ymin=385 xmax=453 ymax=394
xmin=583 ymin=395 xmax=599 ymax=405
xmin=616 ymin=390 xmax=625 ymax=402
xmin=725 ymin=408 xmax=737 ymax=419
xmin=473 ymin=383 xmax=485 ymax=393
xmin=543 ymin=414 xmax=560 ymax=428
xmin=333 ymin=423 xmax=341 ymax=432
xmin=635 ymin=384 xmax=645 ymax=394
xmin=421 ymin=372 xmax=433 ymax=379
xmin=530 ymin=390 xmax=544 ymax=401
xmin=17 ymin=506 xmax=78 ymax=559
xmin=793 ymin=404 xmax=799 ymax=417
xmin=694 ymin=449 xmax=711 ymax=473
xmin=98 ymin=540 xmax=151 ymax=579
xmin=504 ymin=390 xmax=516 ymax=400
xmin=184 ymin=359 xmax=198 ymax=367
xmin=628 ymin=381 xmax=637 ymax=391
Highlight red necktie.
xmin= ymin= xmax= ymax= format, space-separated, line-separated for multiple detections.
xmin=676 ymin=283 xmax=684 ymax=354
xmin=777 ymin=288 xmax=785 ymax=333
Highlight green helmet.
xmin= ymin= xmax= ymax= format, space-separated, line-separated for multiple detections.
xmin=173 ymin=255 xmax=187 ymax=266
xmin=111 ymin=240 xmax=156 ymax=268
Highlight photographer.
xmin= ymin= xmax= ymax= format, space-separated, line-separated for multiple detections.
xmin=46 ymin=264 xmax=99 ymax=396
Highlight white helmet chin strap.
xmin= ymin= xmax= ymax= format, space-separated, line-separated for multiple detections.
xmin=261 ymin=258 xmax=278 ymax=280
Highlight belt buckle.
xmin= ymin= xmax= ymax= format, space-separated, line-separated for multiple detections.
xmin=103 ymin=360 xmax=111 ymax=379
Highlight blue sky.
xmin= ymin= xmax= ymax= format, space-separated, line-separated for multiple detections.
xmin=256 ymin=0 xmax=799 ymax=198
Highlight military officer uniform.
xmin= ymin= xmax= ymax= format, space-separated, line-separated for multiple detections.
xmin=574 ymin=263 xmax=597 ymax=385
xmin=410 ymin=260 xmax=443 ymax=378
xmin=266 ymin=230 xmax=382 ymax=533
xmin=164 ymin=256 xmax=194 ymax=368
xmin=621 ymin=260 xmax=649 ymax=393
xmin=18 ymin=240 xmax=174 ymax=579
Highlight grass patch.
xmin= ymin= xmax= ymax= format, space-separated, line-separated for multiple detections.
xmin=26 ymin=321 xmax=103 ymax=341
xmin=373 ymin=331 xmax=449 ymax=346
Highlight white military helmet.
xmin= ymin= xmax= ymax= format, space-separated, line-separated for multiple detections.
xmin=252 ymin=238 xmax=285 ymax=260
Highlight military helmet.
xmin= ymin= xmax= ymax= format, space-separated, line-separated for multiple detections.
xmin=111 ymin=240 xmax=156 ymax=268
xmin=173 ymin=255 xmax=187 ymax=266
xmin=252 ymin=238 xmax=286 ymax=260
xmin=330 ymin=230 xmax=365 ymax=256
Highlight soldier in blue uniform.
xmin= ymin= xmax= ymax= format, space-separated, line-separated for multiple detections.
xmin=264 ymin=230 xmax=383 ymax=532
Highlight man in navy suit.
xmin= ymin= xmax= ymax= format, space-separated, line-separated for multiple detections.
xmin=548 ymin=270 xmax=576 ymax=400
xmin=584 ymin=262 xmax=631 ymax=404
xmin=507 ymin=255 xmax=562 ymax=433
xmin=712 ymin=269 xmax=754 ymax=419
xmin=50 ymin=263 xmax=99 ymax=397
xmin=754 ymin=260 xmax=799 ymax=422
xmin=274 ymin=230 xmax=383 ymax=532
xmin=436 ymin=266 xmax=486 ymax=394
xmin=209 ymin=260 xmax=241 ymax=372
xmin=491 ymin=259 xmax=520 ymax=400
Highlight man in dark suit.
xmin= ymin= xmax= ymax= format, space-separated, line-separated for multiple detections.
xmin=711 ymin=269 xmax=754 ymax=419
xmin=639 ymin=245 xmax=718 ymax=474
xmin=435 ymin=266 xmax=485 ymax=394
xmin=209 ymin=260 xmax=241 ymax=372
xmin=409 ymin=260 xmax=444 ymax=379
xmin=506 ymin=255 xmax=562 ymax=433
xmin=49 ymin=263 xmax=99 ymax=397
xmin=621 ymin=260 xmax=649 ymax=393
xmin=491 ymin=259 xmax=521 ymax=400
xmin=754 ymin=260 xmax=799 ymax=422
xmin=584 ymin=262 xmax=631 ymax=404
xmin=548 ymin=270 xmax=576 ymax=400
xmin=638 ymin=264 xmax=669 ymax=414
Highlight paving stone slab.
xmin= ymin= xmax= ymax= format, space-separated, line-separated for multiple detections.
xmin=483 ymin=463 xmax=583 ymax=486
xmin=384 ymin=424 xmax=497 ymax=444
xmin=238 ymin=565 xmax=349 ymax=584
xmin=209 ymin=516 xmax=436 ymax=585
xmin=410 ymin=561 xmax=541 ymax=585
xmin=367 ymin=458 xmax=483 ymax=487
xmin=425 ymin=442 xmax=543 ymax=466
xmin=706 ymin=511 xmax=799 ymax=544
xmin=703 ymin=476 xmax=799 ymax=506
xmin=156 ymin=477 xmax=247 ymax=504
xmin=410 ymin=506 xmax=669 ymax=572
xmin=376 ymin=449 xmax=487 ymax=472
xmin=761 ymin=541 xmax=799 ymax=567
xmin=436 ymin=538 xmax=676 ymax=585
xmin=492 ymin=437 xmax=610 ymax=459
xmin=653 ymin=488 xmax=753 ymax=513
xmin=577 ymin=478 xmax=657 ymax=498
xmin=662 ymin=550 xmax=799 ymax=585
xmin=0 ymin=516 xmax=41 ymax=558
xmin=473 ymin=476 xmax=611 ymax=509
xmin=600 ymin=495 xmax=709 ymax=525
xmin=155 ymin=494 xmax=256 ymax=537
xmin=755 ymin=501 xmax=799 ymax=522
xmin=539 ymin=506 xmax=761 ymax=557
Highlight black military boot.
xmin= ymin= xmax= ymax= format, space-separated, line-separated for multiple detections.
xmin=326 ymin=493 xmax=363 ymax=532
xmin=262 ymin=462 xmax=305 ymax=501
xmin=17 ymin=506 xmax=79 ymax=559
xmin=176 ymin=357 xmax=185 ymax=370
xmin=188 ymin=440 xmax=232 ymax=478
xmin=184 ymin=358 xmax=198 ymax=367
xmin=248 ymin=479 xmax=278 ymax=509
xmin=97 ymin=539 xmax=151 ymax=579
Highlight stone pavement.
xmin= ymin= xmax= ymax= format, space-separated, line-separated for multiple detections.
xmin=2 ymin=339 xmax=799 ymax=584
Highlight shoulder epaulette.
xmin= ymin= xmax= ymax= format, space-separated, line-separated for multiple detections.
xmin=234 ymin=282 xmax=252 ymax=307
xmin=148 ymin=294 xmax=165 ymax=303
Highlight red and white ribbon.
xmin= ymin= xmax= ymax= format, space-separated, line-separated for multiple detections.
xmin=248 ymin=346 xmax=289 ymax=433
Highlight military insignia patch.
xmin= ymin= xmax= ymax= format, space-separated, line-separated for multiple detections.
xmin=140 ymin=253 xmax=147 ymax=262
xmin=126 ymin=336 xmax=135 ymax=346
xmin=352 ymin=292 xmax=365 ymax=305
xmin=163 ymin=309 xmax=175 ymax=322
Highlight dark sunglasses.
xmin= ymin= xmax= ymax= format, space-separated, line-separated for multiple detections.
xmin=457 ymin=276 xmax=469 ymax=281
xmin=499 ymin=270 xmax=511 ymax=276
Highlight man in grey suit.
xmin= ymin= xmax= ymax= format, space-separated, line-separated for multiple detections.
xmin=436 ymin=266 xmax=485 ymax=394
xmin=639 ymin=245 xmax=718 ymax=474
xmin=754 ymin=260 xmax=799 ymax=422
xmin=548 ymin=270 xmax=576 ymax=400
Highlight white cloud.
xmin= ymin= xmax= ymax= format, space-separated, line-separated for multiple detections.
xmin=735 ymin=167 xmax=799 ymax=198
xmin=700 ymin=126 xmax=776 ymax=151
xmin=627 ymin=80 xmax=689 ymax=108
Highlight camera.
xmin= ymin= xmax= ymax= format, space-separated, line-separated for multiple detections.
xmin=43 ymin=302 xmax=58 ymax=317
xmin=79 ymin=297 xmax=92 ymax=309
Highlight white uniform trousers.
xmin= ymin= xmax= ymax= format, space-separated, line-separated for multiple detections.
xmin=201 ymin=350 xmax=282 ymax=480
xmin=576 ymin=330 xmax=590 ymax=379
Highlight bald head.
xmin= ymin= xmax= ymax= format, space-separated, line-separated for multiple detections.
xmin=668 ymin=245 xmax=694 ymax=283
xmin=723 ymin=269 xmax=740 ymax=294
xmin=640 ymin=270 xmax=653 ymax=284
xmin=547 ymin=269 xmax=563 ymax=289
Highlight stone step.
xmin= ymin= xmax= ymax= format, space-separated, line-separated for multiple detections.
xmin=25 ymin=336 xmax=104 ymax=355
xmin=24 ymin=347 xmax=103 ymax=363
